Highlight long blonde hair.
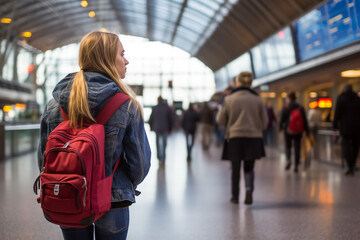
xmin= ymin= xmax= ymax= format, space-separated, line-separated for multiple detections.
xmin=68 ymin=31 xmax=141 ymax=128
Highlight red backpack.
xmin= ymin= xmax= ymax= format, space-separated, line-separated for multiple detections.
xmin=286 ymin=106 xmax=304 ymax=135
xmin=33 ymin=93 xmax=129 ymax=228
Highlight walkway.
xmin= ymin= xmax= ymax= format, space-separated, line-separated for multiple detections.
xmin=0 ymin=129 xmax=359 ymax=240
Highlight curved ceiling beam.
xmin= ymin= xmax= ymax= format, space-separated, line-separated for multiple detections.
xmin=0 ymin=0 xmax=330 ymax=71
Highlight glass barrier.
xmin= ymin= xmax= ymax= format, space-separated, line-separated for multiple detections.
xmin=0 ymin=123 xmax=39 ymax=160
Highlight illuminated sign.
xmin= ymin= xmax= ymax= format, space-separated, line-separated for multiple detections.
xmin=318 ymin=98 xmax=332 ymax=108
xmin=3 ymin=105 xmax=13 ymax=112
xmin=309 ymin=101 xmax=318 ymax=109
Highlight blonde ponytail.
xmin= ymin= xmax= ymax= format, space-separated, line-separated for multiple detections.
xmin=68 ymin=31 xmax=144 ymax=127
xmin=68 ymin=70 xmax=95 ymax=128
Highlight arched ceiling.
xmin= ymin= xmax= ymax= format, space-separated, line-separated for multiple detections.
xmin=0 ymin=0 xmax=327 ymax=71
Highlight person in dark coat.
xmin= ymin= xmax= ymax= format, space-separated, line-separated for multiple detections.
xmin=279 ymin=91 xmax=309 ymax=173
xmin=199 ymin=101 xmax=214 ymax=149
xmin=149 ymin=96 xmax=173 ymax=163
xmin=181 ymin=103 xmax=199 ymax=160
xmin=333 ymin=84 xmax=360 ymax=176
xmin=264 ymin=101 xmax=277 ymax=146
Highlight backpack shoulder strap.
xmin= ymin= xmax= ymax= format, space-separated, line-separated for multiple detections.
xmin=60 ymin=107 xmax=69 ymax=121
xmin=59 ymin=93 xmax=130 ymax=124
xmin=95 ymin=92 xmax=130 ymax=125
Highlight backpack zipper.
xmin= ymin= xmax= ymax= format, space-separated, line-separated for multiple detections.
xmin=47 ymin=131 xmax=100 ymax=164
xmin=42 ymin=183 xmax=81 ymax=210
xmin=44 ymin=148 xmax=86 ymax=175
xmin=77 ymin=133 xmax=100 ymax=164
xmin=82 ymin=177 xmax=87 ymax=207
xmin=42 ymin=132 xmax=72 ymax=169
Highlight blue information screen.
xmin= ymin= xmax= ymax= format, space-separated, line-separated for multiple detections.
xmin=295 ymin=0 xmax=360 ymax=61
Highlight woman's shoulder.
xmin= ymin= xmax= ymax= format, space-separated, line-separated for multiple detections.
xmin=43 ymin=98 xmax=62 ymax=123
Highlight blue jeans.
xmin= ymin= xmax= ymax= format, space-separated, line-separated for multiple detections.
xmin=156 ymin=133 xmax=167 ymax=161
xmin=60 ymin=208 xmax=129 ymax=240
xmin=185 ymin=132 xmax=195 ymax=158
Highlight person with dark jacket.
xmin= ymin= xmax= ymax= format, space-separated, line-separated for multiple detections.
xmin=216 ymin=71 xmax=268 ymax=205
xmin=199 ymin=101 xmax=214 ymax=149
xmin=182 ymin=103 xmax=199 ymax=160
xmin=38 ymin=31 xmax=151 ymax=240
xmin=264 ymin=101 xmax=277 ymax=146
xmin=333 ymin=84 xmax=360 ymax=176
xmin=279 ymin=91 xmax=309 ymax=173
xmin=149 ymin=96 xmax=173 ymax=163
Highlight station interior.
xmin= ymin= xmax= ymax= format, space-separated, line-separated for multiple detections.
xmin=1 ymin=0 xmax=360 ymax=239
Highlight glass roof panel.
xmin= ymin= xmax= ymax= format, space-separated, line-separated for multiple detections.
xmin=181 ymin=14 xmax=208 ymax=33
xmin=152 ymin=19 xmax=171 ymax=29
xmin=154 ymin=10 xmax=179 ymax=23
xmin=153 ymin=2 xmax=180 ymax=21
xmin=176 ymin=26 xmax=201 ymax=41
xmin=152 ymin=30 xmax=172 ymax=43
xmin=125 ymin=24 xmax=147 ymax=37
xmin=183 ymin=7 xmax=211 ymax=21
xmin=192 ymin=0 xmax=222 ymax=10
xmin=153 ymin=0 xmax=182 ymax=8
xmin=120 ymin=12 xmax=147 ymax=23
xmin=187 ymin=0 xmax=216 ymax=16
xmin=126 ymin=0 xmax=147 ymax=14
xmin=173 ymin=38 xmax=193 ymax=53
xmin=121 ymin=16 xmax=143 ymax=26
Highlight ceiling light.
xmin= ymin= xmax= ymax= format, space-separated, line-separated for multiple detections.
xmin=81 ymin=1 xmax=88 ymax=7
xmin=341 ymin=69 xmax=360 ymax=78
xmin=309 ymin=92 xmax=317 ymax=98
xmin=1 ymin=18 xmax=12 ymax=23
xmin=89 ymin=11 xmax=95 ymax=18
xmin=22 ymin=32 xmax=32 ymax=37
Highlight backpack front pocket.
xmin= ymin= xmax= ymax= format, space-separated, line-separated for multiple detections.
xmin=40 ymin=173 xmax=87 ymax=214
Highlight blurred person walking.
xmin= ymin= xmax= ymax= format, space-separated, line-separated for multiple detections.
xmin=216 ymin=71 xmax=268 ymax=205
xmin=264 ymin=101 xmax=277 ymax=146
xmin=37 ymin=31 xmax=151 ymax=240
xmin=279 ymin=92 xmax=309 ymax=173
xmin=333 ymin=84 xmax=360 ymax=176
xmin=214 ymin=86 xmax=234 ymax=146
xmin=149 ymin=96 xmax=173 ymax=163
xmin=199 ymin=101 xmax=214 ymax=150
xmin=182 ymin=103 xmax=199 ymax=160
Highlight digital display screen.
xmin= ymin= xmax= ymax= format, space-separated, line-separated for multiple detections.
xmin=251 ymin=27 xmax=296 ymax=78
xmin=295 ymin=0 xmax=360 ymax=61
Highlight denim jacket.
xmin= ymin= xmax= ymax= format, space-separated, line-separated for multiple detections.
xmin=37 ymin=71 xmax=151 ymax=207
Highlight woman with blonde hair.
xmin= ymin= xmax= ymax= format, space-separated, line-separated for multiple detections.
xmin=37 ymin=31 xmax=151 ymax=239
xmin=216 ymin=71 xmax=268 ymax=205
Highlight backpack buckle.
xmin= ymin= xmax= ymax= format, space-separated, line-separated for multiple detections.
xmin=63 ymin=141 xmax=70 ymax=148
xmin=54 ymin=184 xmax=60 ymax=195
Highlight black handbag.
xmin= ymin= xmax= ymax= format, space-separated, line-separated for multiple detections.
xmin=221 ymin=140 xmax=230 ymax=161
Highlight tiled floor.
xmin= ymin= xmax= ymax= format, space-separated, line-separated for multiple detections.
xmin=1 ymin=129 xmax=360 ymax=240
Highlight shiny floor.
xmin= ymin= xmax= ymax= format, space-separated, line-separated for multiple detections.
xmin=1 ymin=129 xmax=360 ymax=240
